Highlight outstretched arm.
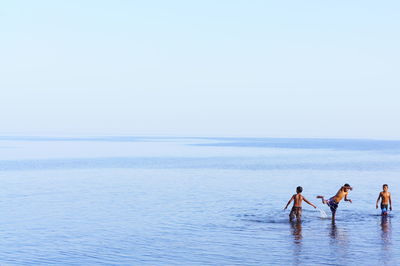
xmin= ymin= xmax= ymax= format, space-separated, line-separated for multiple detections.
xmin=303 ymin=197 xmax=317 ymax=208
xmin=344 ymin=194 xmax=352 ymax=203
xmin=389 ymin=193 xmax=392 ymax=211
xmin=284 ymin=195 xmax=294 ymax=210
xmin=376 ymin=193 xmax=382 ymax=209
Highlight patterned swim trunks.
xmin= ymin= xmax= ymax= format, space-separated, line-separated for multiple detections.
xmin=289 ymin=206 xmax=302 ymax=220
xmin=381 ymin=204 xmax=389 ymax=215
xmin=327 ymin=197 xmax=339 ymax=213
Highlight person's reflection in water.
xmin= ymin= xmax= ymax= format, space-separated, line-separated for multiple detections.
xmin=381 ymin=215 xmax=391 ymax=245
xmin=290 ymin=220 xmax=302 ymax=265
xmin=328 ymin=221 xmax=348 ymax=260
xmin=329 ymin=221 xmax=338 ymax=240
xmin=329 ymin=220 xmax=348 ymax=242
xmin=290 ymin=220 xmax=303 ymax=243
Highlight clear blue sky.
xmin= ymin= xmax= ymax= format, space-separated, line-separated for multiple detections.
xmin=1 ymin=1 xmax=399 ymax=138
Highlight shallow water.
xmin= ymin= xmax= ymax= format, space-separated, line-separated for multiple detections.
xmin=0 ymin=136 xmax=399 ymax=265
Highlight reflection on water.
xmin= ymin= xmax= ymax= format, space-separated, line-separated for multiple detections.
xmin=290 ymin=220 xmax=303 ymax=243
xmin=380 ymin=216 xmax=392 ymax=264
xmin=1 ymin=137 xmax=400 ymax=264
xmin=329 ymin=221 xmax=348 ymax=243
xmin=328 ymin=221 xmax=349 ymax=260
xmin=290 ymin=221 xmax=302 ymax=265
xmin=329 ymin=221 xmax=338 ymax=240
xmin=381 ymin=216 xmax=391 ymax=243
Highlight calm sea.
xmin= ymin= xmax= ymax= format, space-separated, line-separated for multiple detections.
xmin=0 ymin=136 xmax=399 ymax=265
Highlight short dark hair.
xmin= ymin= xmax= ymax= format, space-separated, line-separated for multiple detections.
xmin=344 ymin=183 xmax=351 ymax=187
xmin=296 ymin=186 xmax=303 ymax=193
xmin=383 ymin=184 xmax=388 ymax=188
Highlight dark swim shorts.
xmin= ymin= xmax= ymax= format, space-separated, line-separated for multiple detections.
xmin=327 ymin=197 xmax=339 ymax=213
xmin=289 ymin=206 xmax=302 ymax=220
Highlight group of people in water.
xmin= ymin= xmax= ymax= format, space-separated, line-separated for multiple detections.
xmin=284 ymin=184 xmax=392 ymax=221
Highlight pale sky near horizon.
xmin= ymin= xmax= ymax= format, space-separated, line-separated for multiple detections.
xmin=1 ymin=1 xmax=399 ymax=139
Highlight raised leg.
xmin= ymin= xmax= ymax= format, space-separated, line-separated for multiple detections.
xmin=316 ymin=195 xmax=327 ymax=204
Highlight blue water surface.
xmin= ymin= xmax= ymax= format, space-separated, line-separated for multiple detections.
xmin=0 ymin=136 xmax=399 ymax=265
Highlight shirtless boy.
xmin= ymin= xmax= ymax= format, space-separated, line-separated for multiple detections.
xmin=284 ymin=186 xmax=317 ymax=221
xmin=317 ymin=184 xmax=352 ymax=221
xmin=376 ymin=184 xmax=392 ymax=215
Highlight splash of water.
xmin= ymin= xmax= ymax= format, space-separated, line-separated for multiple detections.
xmin=317 ymin=208 xmax=328 ymax=218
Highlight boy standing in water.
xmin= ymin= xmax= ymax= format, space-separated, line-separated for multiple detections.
xmin=284 ymin=186 xmax=317 ymax=221
xmin=376 ymin=184 xmax=392 ymax=215
xmin=317 ymin=184 xmax=353 ymax=221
